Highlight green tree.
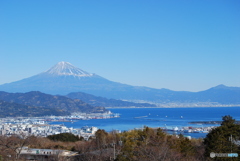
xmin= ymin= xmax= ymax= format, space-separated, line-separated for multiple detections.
xmin=221 ymin=115 xmax=236 ymax=126
xmin=156 ymin=128 xmax=165 ymax=138
xmin=177 ymin=134 xmax=195 ymax=158
xmin=47 ymin=133 xmax=80 ymax=142
xmin=204 ymin=115 xmax=240 ymax=161
xmin=95 ymin=129 xmax=108 ymax=149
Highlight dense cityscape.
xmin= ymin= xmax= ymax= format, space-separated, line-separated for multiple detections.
xmin=0 ymin=112 xmax=120 ymax=138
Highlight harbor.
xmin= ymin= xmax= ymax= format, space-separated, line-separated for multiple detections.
xmin=163 ymin=125 xmax=214 ymax=134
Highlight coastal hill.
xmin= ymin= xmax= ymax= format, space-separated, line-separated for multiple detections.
xmin=0 ymin=91 xmax=107 ymax=117
xmin=0 ymin=62 xmax=239 ymax=107
xmin=0 ymin=99 xmax=67 ymax=117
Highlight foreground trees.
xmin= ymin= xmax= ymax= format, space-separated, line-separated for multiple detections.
xmin=73 ymin=116 xmax=240 ymax=161
xmin=71 ymin=127 xmax=205 ymax=161
xmin=115 ymin=127 xmax=204 ymax=161
xmin=0 ymin=133 xmax=36 ymax=161
xmin=204 ymin=115 xmax=240 ymax=161
xmin=0 ymin=128 xmax=204 ymax=161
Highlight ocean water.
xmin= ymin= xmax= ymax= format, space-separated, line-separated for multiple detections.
xmin=50 ymin=107 xmax=240 ymax=138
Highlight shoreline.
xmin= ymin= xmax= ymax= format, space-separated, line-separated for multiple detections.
xmin=189 ymin=120 xmax=240 ymax=124
xmin=106 ymin=106 xmax=240 ymax=109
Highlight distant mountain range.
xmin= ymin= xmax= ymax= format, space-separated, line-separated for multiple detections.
xmin=66 ymin=92 xmax=156 ymax=107
xmin=0 ymin=62 xmax=239 ymax=107
xmin=152 ymin=84 xmax=240 ymax=107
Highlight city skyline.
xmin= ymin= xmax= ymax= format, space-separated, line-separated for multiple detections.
xmin=1 ymin=0 xmax=239 ymax=92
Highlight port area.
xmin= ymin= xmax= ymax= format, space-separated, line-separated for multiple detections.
xmin=133 ymin=126 xmax=214 ymax=139
xmin=43 ymin=112 xmax=120 ymax=122
xmin=189 ymin=120 xmax=240 ymax=124
xmin=0 ymin=112 xmax=120 ymax=124
xmin=161 ymin=126 xmax=214 ymax=134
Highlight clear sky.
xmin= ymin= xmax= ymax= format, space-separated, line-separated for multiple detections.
xmin=1 ymin=0 xmax=239 ymax=92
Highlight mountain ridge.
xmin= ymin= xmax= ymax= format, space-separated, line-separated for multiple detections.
xmin=0 ymin=91 xmax=108 ymax=117
xmin=0 ymin=99 xmax=68 ymax=117
xmin=66 ymin=92 xmax=156 ymax=107
xmin=0 ymin=62 xmax=239 ymax=106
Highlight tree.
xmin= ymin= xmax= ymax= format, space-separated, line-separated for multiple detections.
xmin=221 ymin=115 xmax=236 ymax=126
xmin=95 ymin=129 xmax=108 ymax=149
xmin=204 ymin=115 xmax=240 ymax=161
xmin=176 ymin=134 xmax=195 ymax=158
xmin=0 ymin=133 xmax=32 ymax=161
xmin=47 ymin=133 xmax=81 ymax=142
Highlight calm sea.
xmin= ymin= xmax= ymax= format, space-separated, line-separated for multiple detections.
xmin=50 ymin=107 xmax=240 ymax=138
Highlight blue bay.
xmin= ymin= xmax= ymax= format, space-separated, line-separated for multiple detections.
xmin=50 ymin=107 xmax=240 ymax=138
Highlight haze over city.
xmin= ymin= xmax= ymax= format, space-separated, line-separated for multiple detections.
xmin=1 ymin=0 xmax=239 ymax=92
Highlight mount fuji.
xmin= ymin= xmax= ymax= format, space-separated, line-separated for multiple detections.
xmin=0 ymin=62 xmax=240 ymax=106
xmin=0 ymin=62 xmax=158 ymax=100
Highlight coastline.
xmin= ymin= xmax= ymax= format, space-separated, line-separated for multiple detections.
xmin=106 ymin=105 xmax=240 ymax=109
xmin=190 ymin=120 xmax=240 ymax=124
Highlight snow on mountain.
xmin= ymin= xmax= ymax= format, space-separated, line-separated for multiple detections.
xmin=45 ymin=61 xmax=93 ymax=77
xmin=0 ymin=61 xmax=123 ymax=95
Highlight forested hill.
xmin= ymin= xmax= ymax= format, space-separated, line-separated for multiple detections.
xmin=0 ymin=99 xmax=67 ymax=117
xmin=0 ymin=91 xmax=107 ymax=117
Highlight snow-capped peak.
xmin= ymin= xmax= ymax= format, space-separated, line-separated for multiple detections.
xmin=45 ymin=61 xmax=93 ymax=77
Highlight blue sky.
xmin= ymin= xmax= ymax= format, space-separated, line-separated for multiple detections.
xmin=1 ymin=0 xmax=239 ymax=92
